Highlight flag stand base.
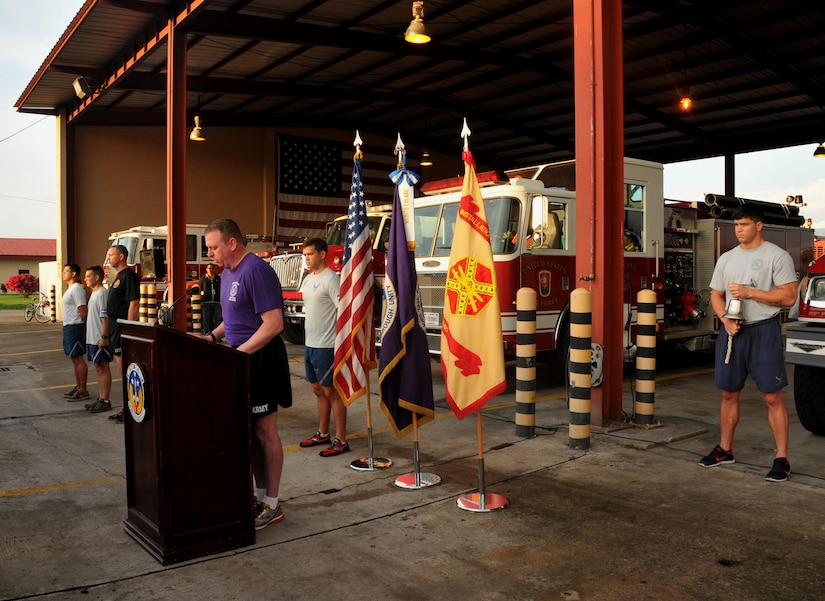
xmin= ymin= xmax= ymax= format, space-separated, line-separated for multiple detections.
xmin=350 ymin=457 xmax=393 ymax=471
xmin=456 ymin=492 xmax=509 ymax=512
xmin=394 ymin=472 xmax=441 ymax=489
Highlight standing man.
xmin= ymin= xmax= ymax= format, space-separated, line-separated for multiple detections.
xmin=297 ymin=238 xmax=349 ymax=457
xmin=699 ymin=204 xmax=798 ymax=482
xmin=61 ymin=263 xmax=89 ymax=402
xmin=105 ymin=244 xmax=140 ymax=424
xmin=201 ymin=218 xmax=292 ymax=530
xmin=199 ymin=263 xmax=222 ymax=334
xmin=83 ymin=265 xmax=113 ymax=414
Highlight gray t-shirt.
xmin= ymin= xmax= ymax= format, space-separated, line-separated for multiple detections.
xmin=86 ymin=287 xmax=109 ymax=343
xmin=301 ymin=268 xmax=340 ymax=348
xmin=710 ymin=240 xmax=796 ymax=323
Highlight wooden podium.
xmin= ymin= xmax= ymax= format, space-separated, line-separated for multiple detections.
xmin=120 ymin=321 xmax=254 ymax=564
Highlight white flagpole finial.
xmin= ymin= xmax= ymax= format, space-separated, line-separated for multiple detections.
xmin=353 ymin=130 xmax=363 ymax=148
xmin=460 ymin=118 xmax=471 ymax=150
xmin=395 ymin=132 xmax=406 ymax=154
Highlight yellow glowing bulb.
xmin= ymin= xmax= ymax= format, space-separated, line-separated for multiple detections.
xmin=680 ymin=96 xmax=692 ymax=110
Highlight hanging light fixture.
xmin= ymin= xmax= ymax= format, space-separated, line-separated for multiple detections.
xmin=420 ymin=148 xmax=433 ymax=166
xmin=814 ymin=142 xmax=825 ymax=158
xmin=679 ymin=25 xmax=692 ymax=111
xmin=405 ymin=1 xmax=431 ymax=44
xmin=190 ymin=115 xmax=206 ymax=142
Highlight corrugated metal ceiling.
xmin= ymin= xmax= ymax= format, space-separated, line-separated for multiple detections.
xmin=15 ymin=0 xmax=825 ymax=168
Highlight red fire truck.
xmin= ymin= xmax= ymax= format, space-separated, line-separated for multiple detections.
xmin=270 ymin=207 xmax=392 ymax=344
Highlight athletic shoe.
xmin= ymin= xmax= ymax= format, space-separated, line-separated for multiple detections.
xmin=698 ymin=445 xmax=735 ymax=467
xmin=254 ymin=503 xmax=284 ymax=530
xmin=319 ymin=438 xmax=350 ymax=457
xmin=765 ymin=458 xmax=790 ymax=482
xmin=109 ymin=410 xmax=124 ymax=424
xmin=299 ymin=431 xmax=331 ymax=447
xmin=62 ymin=387 xmax=78 ymax=398
xmin=65 ymin=389 xmax=90 ymax=401
xmin=88 ymin=399 xmax=112 ymax=413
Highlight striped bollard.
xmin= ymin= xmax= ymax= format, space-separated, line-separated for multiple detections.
xmin=634 ymin=289 xmax=657 ymax=425
xmin=49 ymin=284 xmax=56 ymax=322
xmin=146 ymin=284 xmax=158 ymax=324
xmin=186 ymin=294 xmax=193 ymax=332
xmin=569 ymin=288 xmax=592 ymax=450
xmin=139 ymin=284 xmax=150 ymax=322
xmin=191 ymin=293 xmax=203 ymax=333
xmin=515 ymin=288 xmax=537 ymax=438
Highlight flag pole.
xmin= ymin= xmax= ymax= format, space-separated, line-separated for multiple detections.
xmin=457 ymin=410 xmax=508 ymax=512
xmin=348 ymin=131 xmax=391 ymax=472
xmin=394 ymin=411 xmax=441 ymax=489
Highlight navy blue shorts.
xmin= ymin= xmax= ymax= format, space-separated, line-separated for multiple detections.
xmin=87 ymin=344 xmax=112 ymax=365
xmin=715 ymin=316 xmax=787 ymax=393
xmin=304 ymin=347 xmax=334 ymax=387
xmin=63 ymin=324 xmax=86 ymax=358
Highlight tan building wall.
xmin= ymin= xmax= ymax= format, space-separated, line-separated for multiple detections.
xmin=0 ymin=258 xmax=45 ymax=287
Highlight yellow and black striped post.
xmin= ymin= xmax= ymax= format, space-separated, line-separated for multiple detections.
xmin=146 ymin=284 xmax=158 ymax=324
xmin=569 ymin=288 xmax=592 ymax=450
xmin=634 ymin=289 xmax=657 ymax=425
xmin=191 ymin=292 xmax=203 ymax=333
xmin=139 ymin=284 xmax=150 ymax=322
xmin=515 ymin=287 xmax=537 ymax=438
xmin=49 ymin=284 xmax=56 ymax=322
xmin=186 ymin=294 xmax=194 ymax=332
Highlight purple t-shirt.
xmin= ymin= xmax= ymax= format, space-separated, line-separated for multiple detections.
xmin=221 ymin=252 xmax=284 ymax=347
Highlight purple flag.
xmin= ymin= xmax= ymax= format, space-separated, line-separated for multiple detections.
xmin=378 ymin=185 xmax=434 ymax=437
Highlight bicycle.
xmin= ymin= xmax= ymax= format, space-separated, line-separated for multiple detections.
xmin=24 ymin=292 xmax=52 ymax=323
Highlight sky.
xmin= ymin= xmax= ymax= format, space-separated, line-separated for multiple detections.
xmin=1 ymin=1 xmax=823 ymax=240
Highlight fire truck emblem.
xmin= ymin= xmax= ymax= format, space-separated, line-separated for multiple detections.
xmin=446 ymin=256 xmax=496 ymax=316
xmin=126 ymin=363 xmax=148 ymax=423
xmin=538 ymin=270 xmax=551 ymax=297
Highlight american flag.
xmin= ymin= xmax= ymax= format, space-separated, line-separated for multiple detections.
xmin=278 ymin=135 xmax=402 ymax=239
xmin=333 ymin=155 xmax=377 ymax=405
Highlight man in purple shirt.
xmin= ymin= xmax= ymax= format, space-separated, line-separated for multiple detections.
xmin=201 ymin=218 xmax=292 ymax=531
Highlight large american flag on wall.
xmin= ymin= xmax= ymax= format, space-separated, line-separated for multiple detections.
xmin=277 ymin=135 xmax=401 ymax=240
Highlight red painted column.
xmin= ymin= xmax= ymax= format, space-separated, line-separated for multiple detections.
xmin=167 ymin=20 xmax=188 ymax=332
xmin=573 ymin=0 xmax=624 ymax=424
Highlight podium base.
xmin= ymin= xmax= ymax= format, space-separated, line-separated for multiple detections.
xmin=394 ymin=472 xmax=441 ymax=489
xmin=456 ymin=492 xmax=509 ymax=512
xmin=349 ymin=456 xmax=393 ymax=471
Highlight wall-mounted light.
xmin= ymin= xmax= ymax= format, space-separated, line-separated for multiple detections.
xmin=72 ymin=77 xmax=91 ymax=100
xmin=405 ymin=1 xmax=431 ymax=44
xmin=190 ymin=115 xmax=206 ymax=142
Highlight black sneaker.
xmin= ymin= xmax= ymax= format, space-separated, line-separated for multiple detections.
xmin=62 ymin=387 xmax=78 ymax=398
xmin=109 ymin=410 xmax=124 ymax=423
xmin=765 ymin=457 xmax=790 ymax=482
xmin=65 ymin=389 xmax=90 ymax=401
xmin=88 ymin=399 xmax=112 ymax=414
xmin=699 ymin=445 xmax=735 ymax=467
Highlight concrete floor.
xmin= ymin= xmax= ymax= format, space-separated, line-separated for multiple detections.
xmin=1 ymin=310 xmax=824 ymax=601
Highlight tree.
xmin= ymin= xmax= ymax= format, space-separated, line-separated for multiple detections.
xmin=6 ymin=274 xmax=39 ymax=295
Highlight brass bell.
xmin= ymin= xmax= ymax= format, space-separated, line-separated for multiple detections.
xmin=722 ymin=298 xmax=745 ymax=322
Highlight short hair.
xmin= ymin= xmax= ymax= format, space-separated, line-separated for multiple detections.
xmin=86 ymin=265 xmax=104 ymax=280
xmin=206 ymin=263 xmax=215 ymax=270
xmin=303 ymin=237 xmax=328 ymax=253
xmin=731 ymin=203 xmax=764 ymax=223
xmin=110 ymin=244 xmax=129 ymax=262
xmin=205 ymin=218 xmax=246 ymax=246
xmin=64 ymin=263 xmax=81 ymax=277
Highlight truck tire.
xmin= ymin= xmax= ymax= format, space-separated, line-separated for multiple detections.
xmin=793 ymin=364 xmax=825 ymax=435
xmin=282 ymin=322 xmax=305 ymax=346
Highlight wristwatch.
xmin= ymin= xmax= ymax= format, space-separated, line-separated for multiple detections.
xmin=101 ymin=335 xmax=108 ymax=339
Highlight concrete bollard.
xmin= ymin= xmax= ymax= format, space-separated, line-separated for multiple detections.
xmin=515 ymin=287 xmax=537 ymax=438
xmin=49 ymin=285 xmax=56 ymax=322
xmin=146 ymin=284 xmax=157 ymax=324
xmin=569 ymin=288 xmax=592 ymax=450
xmin=191 ymin=293 xmax=202 ymax=333
xmin=634 ymin=289 xmax=657 ymax=425
xmin=139 ymin=284 xmax=150 ymax=322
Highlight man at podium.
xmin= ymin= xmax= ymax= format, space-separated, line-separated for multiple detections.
xmin=201 ymin=218 xmax=293 ymax=531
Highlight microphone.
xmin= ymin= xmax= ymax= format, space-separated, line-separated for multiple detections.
xmin=157 ymin=287 xmax=196 ymax=327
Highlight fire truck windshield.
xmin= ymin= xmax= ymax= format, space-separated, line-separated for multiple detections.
xmin=107 ymin=236 xmax=139 ymax=265
xmin=326 ymin=216 xmax=385 ymax=246
xmin=414 ymin=196 xmax=521 ymax=257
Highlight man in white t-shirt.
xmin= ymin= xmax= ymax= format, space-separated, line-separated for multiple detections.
xmin=61 ymin=263 xmax=89 ymax=402
xmin=298 ymin=238 xmax=349 ymax=457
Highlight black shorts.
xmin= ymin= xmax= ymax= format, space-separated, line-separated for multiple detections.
xmin=108 ymin=318 xmax=125 ymax=356
xmin=249 ymin=335 xmax=293 ymax=418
